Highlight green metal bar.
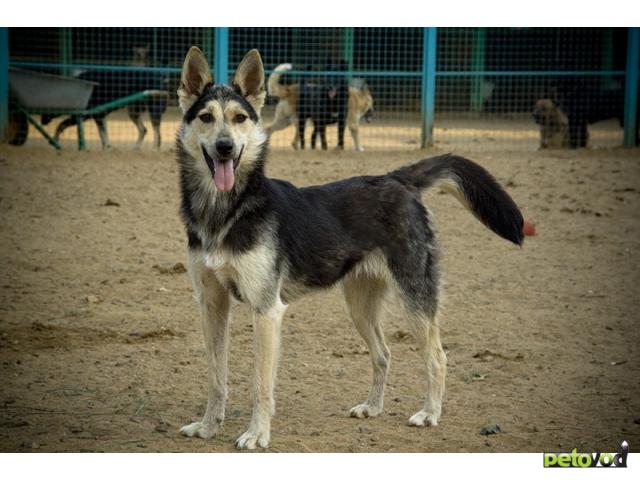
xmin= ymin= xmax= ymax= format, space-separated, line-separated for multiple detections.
xmin=83 ymin=90 xmax=164 ymax=116
xmin=202 ymin=28 xmax=215 ymax=72
xmin=343 ymin=27 xmax=354 ymax=79
xmin=421 ymin=27 xmax=437 ymax=148
xmin=76 ymin=116 xmax=85 ymax=150
xmin=21 ymin=91 xmax=166 ymax=118
xmin=470 ymin=27 xmax=486 ymax=113
xmin=601 ymin=28 xmax=614 ymax=89
xmin=59 ymin=27 xmax=72 ymax=76
xmin=623 ymin=27 xmax=639 ymax=147
xmin=0 ymin=28 xmax=8 ymax=143
xmin=22 ymin=109 xmax=61 ymax=149
xmin=152 ymin=28 xmax=159 ymax=66
xmin=8 ymin=60 xmax=630 ymax=79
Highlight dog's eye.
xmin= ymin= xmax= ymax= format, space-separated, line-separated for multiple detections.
xmin=234 ymin=114 xmax=248 ymax=124
xmin=199 ymin=113 xmax=213 ymax=123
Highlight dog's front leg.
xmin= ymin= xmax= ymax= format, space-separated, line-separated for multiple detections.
xmin=236 ymin=299 xmax=286 ymax=449
xmin=180 ymin=253 xmax=231 ymax=440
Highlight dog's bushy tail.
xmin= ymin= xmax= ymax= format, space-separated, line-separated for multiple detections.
xmin=267 ymin=63 xmax=293 ymax=98
xmin=390 ymin=154 xmax=524 ymax=246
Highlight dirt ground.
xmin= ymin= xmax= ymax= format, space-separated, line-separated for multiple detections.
xmin=41 ymin=105 xmax=625 ymax=152
xmin=0 ymin=139 xmax=639 ymax=453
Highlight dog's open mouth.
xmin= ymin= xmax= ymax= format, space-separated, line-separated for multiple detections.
xmin=202 ymin=145 xmax=243 ymax=193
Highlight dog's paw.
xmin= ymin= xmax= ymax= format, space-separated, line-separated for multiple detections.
xmin=408 ymin=409 xmax=440 ymax=427
xmin=349 ymin=403 xmax=383 ymax=419
xmin=235 ymin=427 xmax=270 ymax=450
xmin=356 ymin=146 xmax=365 ymax=152
xmin=179 ymin=421 xmax=220 ymax=439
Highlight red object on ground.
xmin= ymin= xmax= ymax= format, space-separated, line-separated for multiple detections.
xmin=523 ymin=220 xmax=536 ymax=236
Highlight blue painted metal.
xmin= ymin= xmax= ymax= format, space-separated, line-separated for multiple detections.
xmin=437 ymin=70 xmax=626 ymax=78
xmin=214 ymin=27 xmax=230 ymax=85
xmin=0 ymin=28 xmax=8 ymax=142
xmin=11 ymin=61 xmax=182 ymax=74
xmin=8 ymin=60 xmax=628 ymax=80
xmin=624 ymin=27 xmax=639 ymax=147
xmin=421 ymin=27 xmax=437 ymax=148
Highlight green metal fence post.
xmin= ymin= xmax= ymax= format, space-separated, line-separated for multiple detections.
xmin=214 ymin=27 xmax=229 ymax=85
xmin=343 ymin=27 xmax=354 ymax=78
xmin=59 ymin=27 xmax=72 ymax=76
xmin=420 ymin=27 xmax=437 ymax=148
xmin=470 ymin=27 xmax=486 ymax=113
xmin=0 ymin=28 xmax=8 ymax=143
xmin=202 ymin=28 xmax=215 ymax=72
xmin=623 ymin=27 xmax=639 ymax=147
xmin=601 ymin=28 xmax=614 ymax=89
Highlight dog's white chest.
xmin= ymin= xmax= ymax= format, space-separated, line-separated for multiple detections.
xmin=204 ymin=250 xmax=238 ymax=284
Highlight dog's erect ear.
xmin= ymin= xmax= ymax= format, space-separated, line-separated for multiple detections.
xmin=233 ymin=49 xmax=266 ymax=113
xmin=178 ymin=46 xmax=213 ymax=113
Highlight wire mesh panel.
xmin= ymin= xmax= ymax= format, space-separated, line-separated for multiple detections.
xmin=230 ymin=27 xmax=423 ymax=151
xmin=435 ymin=28 xmax=630 ymax=151
xmin=5 ymin=27 xmax=637 ymax=151
xmin=8 ymin=28 xmax=201 ymax=150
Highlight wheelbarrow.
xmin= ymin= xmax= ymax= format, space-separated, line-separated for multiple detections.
xmin=8 ymin=67 xmax=168 ymax=150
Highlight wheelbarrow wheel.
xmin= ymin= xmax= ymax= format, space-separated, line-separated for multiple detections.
xmin=8 ymin=110 xmax=29 ymax=146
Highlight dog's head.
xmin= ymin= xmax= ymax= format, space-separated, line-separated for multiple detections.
xmin=532 ymin=99 xmax=558 ymax=126
xmin=177 ymin=47 xmax=266 ymax=193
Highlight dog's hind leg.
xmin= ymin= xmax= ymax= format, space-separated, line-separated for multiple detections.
xmin=311 ymin=123 xmax=319 ymax=149
xmin=54 ymin=116 xmax=77 ymax=141
xmin=348 ymin=121 xmax=363 ymax=151
xmin=150 ymin=112 xmax=162 ymax=150
xmin=387 ymin=214 xmax=446 ymax=427
xmin=336 ymin=115 xmax=346 ymax=150
xmin=318 ymin=124 xmax=328 ymax=150
xmin=94 ymin=117 xmax=111 ymax=150
xmin=128 ymin=110 xmax=147 ymax=149
xmin=290 ymin=126 xmax=300 ymax=149
xmin=236 ymin=298 xmax=287 ymax=450
xmin=180 ymin=251 xmax=232 ymax=440
xmin=343 ymin=273 xmax=390 ymax=418
xmin=404 ymin=310 xmax=446 ymax=427
xmin=297 ymin=117 xmax=306 ymax=149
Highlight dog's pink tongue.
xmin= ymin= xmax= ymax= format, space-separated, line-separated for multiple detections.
xmin=213 ymin=159 xmax=235 ymax=192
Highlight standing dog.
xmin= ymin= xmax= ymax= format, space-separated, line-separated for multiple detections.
xmin=43 ymin=46 xmax=169 ymax=149
xmin=554 ymin=81 xmax=639 ymax=148
xmin=176 ymin=47 xmax=524 ymax=449
xmin=532 ymin=99 xmax=570 ymax=149
xmin=265 ymin=63 xmax=374 ymax=151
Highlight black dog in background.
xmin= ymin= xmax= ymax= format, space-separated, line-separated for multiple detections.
xmin=297 ymin=60 xmax=349 ymax=150
xmin=554 ymin=80 xmax=639 ymax=148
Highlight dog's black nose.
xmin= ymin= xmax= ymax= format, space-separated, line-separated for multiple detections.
xmin=215 ymin=138 xmax=234 ymax=156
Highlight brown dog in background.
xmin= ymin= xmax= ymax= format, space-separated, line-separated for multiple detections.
xmin=532 ymin=99 xmax=570 ymax=149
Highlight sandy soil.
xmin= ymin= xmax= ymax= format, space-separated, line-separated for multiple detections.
xmin=0 ymin=141 xmax=639 ymax=453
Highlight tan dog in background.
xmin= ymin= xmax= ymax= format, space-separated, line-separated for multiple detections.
xmin=532 ymin=99 xmax=570 ymax=149
xmin=265 ymin=63 xmax=374 ymax=151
